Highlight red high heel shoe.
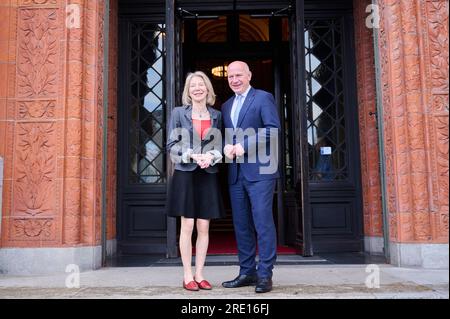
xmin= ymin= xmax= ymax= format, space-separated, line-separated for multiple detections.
xmin=195 ymin=279 xmax=212 ymax=290
xmin=183 ymin=280 xmax=199 ymax=291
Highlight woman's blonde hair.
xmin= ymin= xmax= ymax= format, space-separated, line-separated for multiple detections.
xmin=182 ymin=71 xmax=216 ymax=106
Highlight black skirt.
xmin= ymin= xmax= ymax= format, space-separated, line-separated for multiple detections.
xmin=166 ymin=168 xmax=226 ymax=219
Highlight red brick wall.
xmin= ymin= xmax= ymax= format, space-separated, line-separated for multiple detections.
xmin=1 ymin=0 xmax=447 ymax=250
xmin=353 ymin=0 xmax=384 ymax=238
xmin=0 ymin=0 xmax=106 ymax=248
xmin=0 ymin=1 xmax=14 ymax=248
xmin=376 ymin=0 xmax=448 ymax=243
xmin=106 ymin=0 xmax=117 ymax=241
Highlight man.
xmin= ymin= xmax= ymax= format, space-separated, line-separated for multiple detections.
xmin=221 ymin=61 xmax=281 ymax=293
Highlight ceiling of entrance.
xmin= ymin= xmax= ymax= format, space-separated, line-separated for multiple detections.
xmin=177 ymin=0 xmax=291 ymax=11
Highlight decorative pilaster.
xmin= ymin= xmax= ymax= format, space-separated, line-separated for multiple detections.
xmin=422 ymin=0 xmax=449 ymax=241
xmin=353 ymin=0 xmax=383 ymax=246
xmin=376 ymin=0 xmax=448 ymax=266
xmin=63 ymin=0 xmax=84 ymax=245
xmin=12 ymin=1 xmax=62 ymax=245
xmin=106 ymin=0 xmax=118 ymax=242
xmin=1 ymin=0 xmax=106 ymax=249
xmin=64 ymin=0 xmax=105 ymax=246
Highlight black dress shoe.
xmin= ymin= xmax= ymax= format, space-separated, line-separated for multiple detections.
xmin=255 ymin=278 xmax=272 ymax=293
xmin=222 ymin=275 xmax=258 ymax=288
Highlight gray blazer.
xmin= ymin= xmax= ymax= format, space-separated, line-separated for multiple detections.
xmin=166 ymin=105 xmax=223 ymax=173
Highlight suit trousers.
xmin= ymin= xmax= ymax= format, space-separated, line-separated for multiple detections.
xmin=229 ymin=168 xmax=277 ymax=279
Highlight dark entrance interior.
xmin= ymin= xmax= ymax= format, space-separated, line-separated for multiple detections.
xmin=179 ymin=12 xmax=295 ymax=254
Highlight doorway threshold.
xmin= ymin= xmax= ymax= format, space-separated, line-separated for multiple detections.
xmin=107 ymin=254 xmax=329 ymax=267
xmin=106 ymin=252 xmax=387 ymax=267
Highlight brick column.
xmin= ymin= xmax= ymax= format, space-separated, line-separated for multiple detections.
xmin=376 ymin=0 xmax=448 ymax=268
xmin=0 ymin=0 xmax=108 ymax=274
xmin=353 ymin=0 xmax=384 ymax=255
xmin=106 ymin=0 xmax=118 ymax=257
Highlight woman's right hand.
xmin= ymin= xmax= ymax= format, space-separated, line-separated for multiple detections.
xmin=190 ymin=153 xmax=200 ymax=162
xmin=191 ymin=153 xmax=212 ymax=169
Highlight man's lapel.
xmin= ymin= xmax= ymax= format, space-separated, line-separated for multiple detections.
xmin=236 ymin=87 xmax=256 ymax=128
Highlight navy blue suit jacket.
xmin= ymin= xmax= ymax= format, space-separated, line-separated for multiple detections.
xmin=222 ymin=87 xmax=281 ymax=184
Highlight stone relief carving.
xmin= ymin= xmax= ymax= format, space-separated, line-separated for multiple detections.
xmin=18 ymin=100 xmax=55 ymax=119
xmin=377 ymin=0 xmax=399 ymax=240
xmin=13 ymin=218 xmax=52 ymax=239
xmin=427 ymin=0 xmax=449 ymax=94
xmin=427 ymin=0 xmax=449 ymax=240
xmin=21 ymin=0 xmax=58 ymax=6
xmin=435 ymin=115 xmax=449 ymax=237
xmin=14 ymin=123 xmax=55 ymax=216
xmin=17 ymin=9 xmax=58 ymax=98
xmin=432 ymin=95 xmax=449 ymax=112
xmin=440 ymin=209 xmax=449 ymax=233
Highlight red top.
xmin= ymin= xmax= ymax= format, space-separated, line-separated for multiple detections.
xmin=192 ymin=119 xmax=211 ymax=140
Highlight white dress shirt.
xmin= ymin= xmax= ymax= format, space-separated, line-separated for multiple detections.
xmin=230 ymin=86 xmax=252 ymax=128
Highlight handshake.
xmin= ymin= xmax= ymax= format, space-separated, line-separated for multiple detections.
xmin=224 ymin=143 xmax=245 ymax=160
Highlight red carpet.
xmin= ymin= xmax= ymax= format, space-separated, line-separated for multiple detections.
xmin=206 ymin=232 xmax=300 ymax=255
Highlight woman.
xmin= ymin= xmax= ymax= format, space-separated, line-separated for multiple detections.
xmin=166 ymin=71 xmax=225 ymax=291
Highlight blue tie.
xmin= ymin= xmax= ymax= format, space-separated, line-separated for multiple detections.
xmin=232 ymin=95 xmax=244 ymax=128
